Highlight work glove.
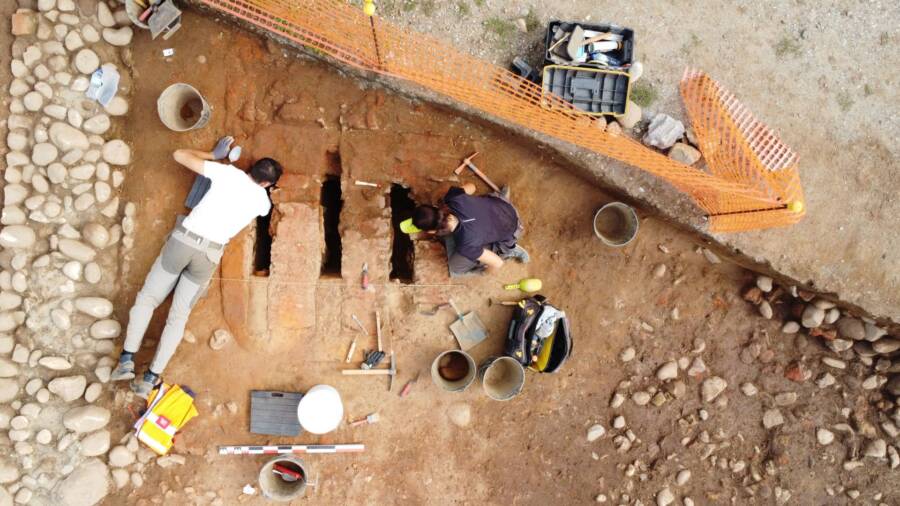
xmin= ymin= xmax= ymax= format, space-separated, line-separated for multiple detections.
xmin=211 ymin=136 xmax=234 ymax=160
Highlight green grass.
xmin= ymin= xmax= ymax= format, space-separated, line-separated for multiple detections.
xmin=864 ymin=83 xmax=873 ymax=97
xmin=473 ymin=0 xmax=486 ymax=6
xmin=525 ymin=8 xmax=540 ymax=32
xmin=630 ymin=82 xmax=658 ymax=107
xmin=773 ymin=36 xmax=801 ymax=57
xmin=836 ymin=90 xmax=853 ymax=112
xmin=484 ymin=17 xmax=516 ymax=41
xmin=456 ymin=1 xmax=470 ymax=17
xmin=419 ymin=0 xmax=437 ymax=16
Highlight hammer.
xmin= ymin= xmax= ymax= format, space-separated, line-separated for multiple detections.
xmin=342 ymin=352 xmax=396 ymax=391
xmin=454 ymin=152 xmax=500 ymax=193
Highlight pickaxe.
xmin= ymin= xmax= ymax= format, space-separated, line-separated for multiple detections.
xmin=454 ymin=152 xmax=500 ymax=193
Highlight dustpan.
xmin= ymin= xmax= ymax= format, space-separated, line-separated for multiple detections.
xmin=448 ymin=299 xmax=487 ymax=351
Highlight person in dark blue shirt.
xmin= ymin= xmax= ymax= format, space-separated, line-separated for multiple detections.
xmin=405 ymin=184 xmax=529 ymax=276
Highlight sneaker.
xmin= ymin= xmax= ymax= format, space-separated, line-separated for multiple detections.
xmin=109 ymin=360 xmax=135 ymax=381
xmin=131 ymin=372 xmax=159 ymax=400
xmin=506 ymin=245 xmax=530 ymax=263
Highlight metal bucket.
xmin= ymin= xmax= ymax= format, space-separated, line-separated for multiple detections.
xmin=157 ymin=83 xmax=211 ymax=132
xmin=479 ymin=356 xmax=525 ymax=401
xmin=258 ymin=455 xmax=308 ymax=502
xmin=431 ymin=350 xmax=476 ymax=392
xmin=593 ymin=202 xmax=639 ymax=247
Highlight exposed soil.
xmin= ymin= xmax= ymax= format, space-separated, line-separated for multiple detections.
xmin=103 ymin=9 xmax=897 ymax=506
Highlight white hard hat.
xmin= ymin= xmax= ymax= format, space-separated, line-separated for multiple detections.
xmin=296 ymin=385 xmax=344 ymax=434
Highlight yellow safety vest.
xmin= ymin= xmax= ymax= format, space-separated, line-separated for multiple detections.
xmin=136 ymin=383 xmax=198 ymax=455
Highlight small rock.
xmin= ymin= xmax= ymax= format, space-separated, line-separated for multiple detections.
xmin=109 ymin=445 xmax=135 ymax=467
xmin=632 ymin=391 xmax=651 ymax=406
xmin=643 ymin=114 xmax=685 ymax=150
xmin=668 ymin=142 xmax=701 ymax=165
xmin=816 ymin=373 xmax=835 ymax=388
xmin=873 ymin=338 xmax=900 ymax=354
xmin=763 ymin=409 xmax=784 ymax=429
xmin=84 ymin=383 xmax=102 ymax=403
xmin=74 ymin=48 xmax=100 ymax=74
xmin=863 ymin=439 xmax=886 ymax=459
xmin=38 ymin=356 xmax=72 ymax=370
xmin=652 ymin=263 xmax=666 ymax=278
xmin=773 ymin=392 xmax=797 ymax=408
xmin=102 ymin=26 xmax=133 ymax=46
xmin=48 ymin=375 xmax=87 ymax=402
xmin=740 ymin=383 xmax=758 ymax=396
xmin=63 ymin=405 xmax=111 ymax=433
xmin=209 ymin=329 xmax=233 ymax=350
xmin=656 ymin=487 xmax=675 ymax=506
xmin=80 ymin=429 xmax=110 ymax=457
xmin=758 ymin=300 xmax=774 ymax=319
xmin=619 ymin=347 xmax=635 ymax=362
xmin=102 ymin=139 xmax=131 ymax=165
xmin=53 ymin=458 xmax=110 ymax=506
xmin=821 ymin=357 xmax=846 ymax=370
xmin=156 ymin=454 xmax=186 ymax=468
xmin=587 ymin=424 xmax=606 ymax=442
xmin=676 ymin=469 xmax=691 ymax=486
xmin=656 ymin=361 xmax=678 ymax=381
xmin=801 ymin=305 xmax=825 ymax=328
xmin=701 ymin=376 xmax=727 ymax=402
xmin=836 ymin=317 xmax=865 ymax=340
xmin=817 ymin=428 xmax=834 ymax=445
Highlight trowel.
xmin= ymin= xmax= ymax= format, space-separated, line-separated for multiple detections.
xmin=448 ymin=299 xmax=487 ymax=351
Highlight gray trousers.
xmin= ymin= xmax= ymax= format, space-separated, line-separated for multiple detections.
xmin=123 ymin=226 xmax=223 ymax=374
xmin=446 ymin=192 xmax=524 ymax=277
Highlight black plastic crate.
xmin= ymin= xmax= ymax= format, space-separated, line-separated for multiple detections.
xmin=542 ymin=65 xmax=631 ymax=117
xmin=544 ymin=20 xmax=635 ymax=68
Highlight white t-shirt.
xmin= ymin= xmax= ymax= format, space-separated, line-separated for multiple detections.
xmin=182 ymin=161 xmax=271 ymax=244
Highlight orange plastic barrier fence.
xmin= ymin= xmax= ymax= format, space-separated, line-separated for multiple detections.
xmin=199 ymin=0 xmax=804 ymax=232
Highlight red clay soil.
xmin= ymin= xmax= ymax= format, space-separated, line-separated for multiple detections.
xmin=106 ymin=10 xmax=896 ymax=506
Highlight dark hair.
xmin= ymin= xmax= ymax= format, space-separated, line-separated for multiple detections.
xmin=250 ymin=158 xmax=283 ymax=185
xmin=413 ymin=204 xmax=454 ymax=235
xmin=413 ymin=205 xmax=440 ymax=231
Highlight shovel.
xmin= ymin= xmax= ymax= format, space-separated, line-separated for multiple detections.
xmin=448 ymin=299 xmax=487 ymax=351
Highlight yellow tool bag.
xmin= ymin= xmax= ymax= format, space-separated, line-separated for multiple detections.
xmin=133 ymin=383 xmax=198 ymax=455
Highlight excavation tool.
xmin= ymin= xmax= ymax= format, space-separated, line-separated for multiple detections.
xmin=399 ymin=373 xmax=420 ymax=398
xmin=361 ymin=350 xmax=385 ymax=369
xmin=454 ymin=152 xmax=500 ymax=193
xmin=448 ymin=299 xmax=488 ymax=351
xmin=272 ymin=463 xmax=303 ymax=482
xmin=350 ymin=314 xmax=369 ymax=335
xmin=219 ymin=444 xmax=365 ymax=455
xmin=503 ymin=278 xmax=543 ymax=293
xmin=344 ymin=337 xmax=358 ymax=363
xmin=360 ymin=263 xmax=369 ymax=291
xmin=342 ymin=352 xmax=396 ymax=391
xmin=349 ymin=413 xmax=379 ymax=427
xmin=375 ymin=310 xmax=383 ymax=351
xmin=489 ymin=298 xmax=521 ymax=307
xmin=417 ymin=302 xmax=450 ymax=316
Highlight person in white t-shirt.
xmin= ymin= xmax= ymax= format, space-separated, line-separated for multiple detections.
xmin=110 ymin=137 xmax=282 ymax=398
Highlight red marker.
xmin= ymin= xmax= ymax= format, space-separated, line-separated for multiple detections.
xmin=361 ymin=263 xmax=369 ymax=290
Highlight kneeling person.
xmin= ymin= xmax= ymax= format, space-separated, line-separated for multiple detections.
xmin=408 ymin=183 xmax=528 ymax=276
xmin=111 ymin=137 xmax=282 ymax=398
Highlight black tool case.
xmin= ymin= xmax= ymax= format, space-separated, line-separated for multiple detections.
xmin=542 ymin=65 xmax=631 ymax=116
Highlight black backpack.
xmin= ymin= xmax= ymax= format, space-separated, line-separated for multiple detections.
xmin=504 ymin=295 xmax=572 ymax=373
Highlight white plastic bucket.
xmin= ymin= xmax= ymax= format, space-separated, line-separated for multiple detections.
xmin=296 ymin=385 xmax=343 ymax=434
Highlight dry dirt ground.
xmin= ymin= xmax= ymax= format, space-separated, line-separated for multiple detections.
xmin=78 ymin=9 xmax=898 ymax=506
xmin=370 ymin=0 xmax=900 ymax=324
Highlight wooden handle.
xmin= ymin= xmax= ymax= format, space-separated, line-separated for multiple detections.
xmin=375 ymin=310 xmax=382 ymax=352
xmin=342 ymin=369 xmax=393 ymax=375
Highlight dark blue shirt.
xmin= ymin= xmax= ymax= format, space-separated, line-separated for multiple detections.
xmin=444 ymin=187 xmax=518 ymax=261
